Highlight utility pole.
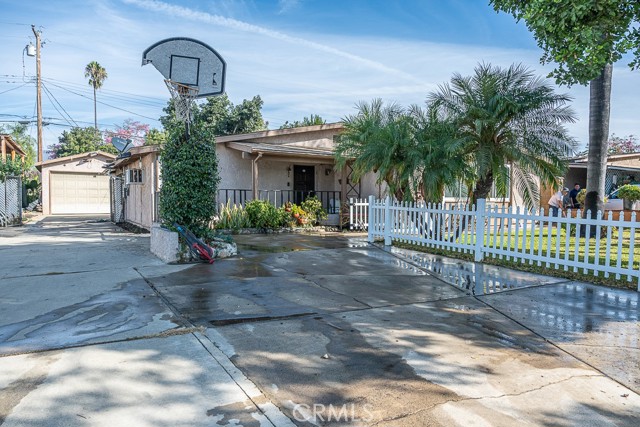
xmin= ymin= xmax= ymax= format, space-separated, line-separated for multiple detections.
xmin=31 ymin=25 xmax=43 ymax=163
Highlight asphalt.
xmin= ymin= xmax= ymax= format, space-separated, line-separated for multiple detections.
xmin=1 ymin=218 xmax=639 ymax=426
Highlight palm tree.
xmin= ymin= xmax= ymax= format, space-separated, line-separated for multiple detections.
xmin=84 ymin=61 xmax=108 ymax=132
xmin=335 ymin=99 xmax=414 ymax=201
xmin=430 ymin=63 xmax=577 ymax=211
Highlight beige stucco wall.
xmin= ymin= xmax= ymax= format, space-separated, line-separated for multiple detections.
xmin=121 ymin=153 xmax=159 ymax=230
xmin=40 ymin=154 xmax=113 ymax=215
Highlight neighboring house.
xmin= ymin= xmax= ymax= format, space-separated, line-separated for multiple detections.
xmin=1 ymin=134 xmax=26 ymax=163
xmin=109 ymin=123 xmax=382 ymax=230
xmin=109 ymin=145 xmax=161 ymax=230
xmin=37 ymin=151 xmax=115 ymax=215
xmin=565 ymin=152 xmax=640 ymax=196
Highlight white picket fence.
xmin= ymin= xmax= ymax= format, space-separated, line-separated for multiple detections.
xmin=355 ymin=196 xmax=640 ymax=289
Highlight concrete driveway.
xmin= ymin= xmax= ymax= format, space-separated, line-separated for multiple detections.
xmin=1 ymin=218 xmax=639 ymax=426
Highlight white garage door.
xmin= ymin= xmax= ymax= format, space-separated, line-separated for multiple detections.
xmin=50 ymin=172 xmax=110 ymax=214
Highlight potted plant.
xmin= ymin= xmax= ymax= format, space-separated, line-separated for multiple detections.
xmin=617 ymin=184 xmax=640 ymax=210
xmin=291 ymin=205 xmax=307 ymax=225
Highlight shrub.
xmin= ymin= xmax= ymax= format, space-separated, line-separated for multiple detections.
xmin=301 ymin=196 xmax=328 ymax=225
xmin=245 ymin=200 xmax=282 ymax=229
xmin=159 ymin=122 xmax=220 ymax=236
xmin=576 ymin=188 xmax=586 ymax=206
xmin=617 ymin=184 xmax=640 ymax=202
xmin=215 ymin=201 xmax=250 ymax=230
xmin=0 ymin=159 xmax=23 ymax=180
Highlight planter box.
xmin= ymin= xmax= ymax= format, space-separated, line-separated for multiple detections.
xmin=150 ymin=223 xmax=181 ymax=263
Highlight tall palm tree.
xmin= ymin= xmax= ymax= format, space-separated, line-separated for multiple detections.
xmin=430 ymin=63 xmax=577 ymax=210
xmin=84 ymin=61 xmax=108 ymax=132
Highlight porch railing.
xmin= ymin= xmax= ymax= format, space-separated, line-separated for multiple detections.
xmin=217 ymin=189 xmax=342 ymax=214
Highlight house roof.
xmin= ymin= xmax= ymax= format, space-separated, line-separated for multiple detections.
xmin=571 ymin=151 xmax=640 ymax=163
xmin=215 ymin=123 xmax=343 ymax=144
xmin=110 ymin=144 xmax=161 ymax=169
xmin=225 ymin=141 xmax=335 ymax=160
xmin=568 ymin=163 xmax=640 ymax=173
xmin=36 ymin=150 xmax=116 ymax=171
xmin=0 ymin=134 xmax=27 ymax=157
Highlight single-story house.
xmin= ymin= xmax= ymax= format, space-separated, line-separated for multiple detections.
xmin=1 ymin=134 xmax=26 ymax=163
xmin=36 ymin=151 xmax=115 ymax=215
xmin=109 ymin=123 xmax=382 ymax=230
xmin=564 ymin=152 xmax=640 ymax=195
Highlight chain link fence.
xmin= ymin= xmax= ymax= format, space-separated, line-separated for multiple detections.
xmin=0 ymin=176 xmax=22 ymax=226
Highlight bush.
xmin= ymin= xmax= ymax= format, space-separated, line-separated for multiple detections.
xmin=245 ymin=200 xmax=282 ymax=229
xmin=159 ymin=122 xmax=220 ymax=236
xmin=215 ymin=201 xmax=250 ymax=230
xmin=0 ymin=159 xmax=24 ymax=180
xmin=300 ymin=196 xmax=328 ymax=225
xmin=617 ymin=184 xmax=640 ymax=202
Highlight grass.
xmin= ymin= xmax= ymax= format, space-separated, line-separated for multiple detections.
xmin=391 ymin=223 xmax=640 ymax=291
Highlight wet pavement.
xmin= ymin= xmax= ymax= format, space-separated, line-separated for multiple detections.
xmin=2 ymin=221 xmax=639 ymax=426
xmin=146 ymin=232 xmax=640 ymax=426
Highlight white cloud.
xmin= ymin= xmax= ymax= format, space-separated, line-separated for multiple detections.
xmin=1 ymin=0 xmax=638 ymax=155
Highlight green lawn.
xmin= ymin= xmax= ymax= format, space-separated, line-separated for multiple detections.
xmin=392 ymin=222 xmax=640 ymax=290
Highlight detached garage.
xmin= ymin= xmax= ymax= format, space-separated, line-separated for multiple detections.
xmin=37 ymin=151 xmax=116 ymax=215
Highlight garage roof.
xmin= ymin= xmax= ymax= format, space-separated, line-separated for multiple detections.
xmin=36 ymin=151 xmax=116 ymax=171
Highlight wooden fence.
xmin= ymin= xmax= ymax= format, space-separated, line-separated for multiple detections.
xmin=357 ymin=196 xmax=640 ymax=289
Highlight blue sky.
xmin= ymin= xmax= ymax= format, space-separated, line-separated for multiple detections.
xmin=0 ymin=0 xmax=638 ymax=157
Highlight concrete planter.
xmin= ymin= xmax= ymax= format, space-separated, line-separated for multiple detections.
xmin=151 ymin=222 xmax=238 ymax=263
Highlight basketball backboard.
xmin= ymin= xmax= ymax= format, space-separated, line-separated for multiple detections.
xmin=142 ymin=37 xmax=226 ymax=97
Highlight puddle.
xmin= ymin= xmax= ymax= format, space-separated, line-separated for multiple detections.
xmin=236 ymin=243 xmax=302 ymax=253
xmin=386 ymin=247 xmax=557 ymax=295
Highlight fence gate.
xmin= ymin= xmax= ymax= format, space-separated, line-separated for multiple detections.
xmin=0 ymin=176 xmax=22 ymax=226
xmin=110 ymin=176 xmax=124 ymax=223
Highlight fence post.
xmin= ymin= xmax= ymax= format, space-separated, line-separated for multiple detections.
xmin=367 ymin=195 xmax=374 ymax=242
xmin=384 ymin=196 xmax=392 ymax=246
xmin=474 ymin=198 xmax=486 ymax=262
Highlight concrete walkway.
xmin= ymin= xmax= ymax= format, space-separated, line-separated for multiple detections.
xmin=1 ymin=219 xmax=639 ymax=426
xmin=0 ymin=217 xmax=292 ymax=427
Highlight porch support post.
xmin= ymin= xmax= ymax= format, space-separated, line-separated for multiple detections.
xmin=252 ymin=153 xmax=263 ymax=200
xmin=1 ymin=138 xmax=6 ymax=162
xmin=340 ymin=165 xmax=348 ymax=228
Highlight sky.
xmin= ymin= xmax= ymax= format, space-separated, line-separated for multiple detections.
xmin=0 ymin=0 xmax=639 ymax=158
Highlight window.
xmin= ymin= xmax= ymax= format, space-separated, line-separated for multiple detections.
xmin=126 ymin=168 xmax=144 ymax=184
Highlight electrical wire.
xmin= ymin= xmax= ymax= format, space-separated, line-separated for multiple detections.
xmin=41 ymin=82 xmax=78 ymax=127
xmin=45 ymin=81 xmax=162 ymax=120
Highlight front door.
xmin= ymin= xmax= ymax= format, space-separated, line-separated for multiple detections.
xmin=293 ymin=165 xmax=315 ymax=204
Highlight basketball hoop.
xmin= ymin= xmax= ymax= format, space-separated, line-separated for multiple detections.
xmin=165 ymin=79 xmax=199 ymax=123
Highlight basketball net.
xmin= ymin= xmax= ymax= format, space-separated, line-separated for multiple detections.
xmin=165 ymin=79 xmax=199 ymax=124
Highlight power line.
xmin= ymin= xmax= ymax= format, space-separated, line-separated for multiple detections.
xmin=42 ymin=77 xmax=167 ymax=107
xmin=41 ymin=82 xmax=78 ymax=127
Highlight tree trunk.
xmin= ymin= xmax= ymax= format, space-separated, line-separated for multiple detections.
xmin=93 ymin=86 xmax=98 ymax=132
xmin=584 ymin=63 xmax=612 ymax=218
xmin=471 ymin=172 xmax=494 ymax=207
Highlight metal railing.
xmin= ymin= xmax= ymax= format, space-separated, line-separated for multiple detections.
xmin=217 ymin=189 xmax=342 ymax=214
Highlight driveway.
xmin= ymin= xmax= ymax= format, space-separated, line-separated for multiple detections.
xmin=1 ymin=218 xmax=639 ymax=426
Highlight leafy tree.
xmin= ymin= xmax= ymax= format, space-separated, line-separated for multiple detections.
xmin=490 ymin=0 xmax=640 ymax=214
xmin=145 ymin=128 xmax=166 ymax=146
xmin=49 ymin=126 xmax=116 ymax=159
xmin=430 ymin=63 xmax=577 ymax=209
xmin=160 ymin=94 xmax=266 ymax=137
xmin=159 ymin=119 xmax=220 ymax=236
xmin=104 ymin=119 xmax=149 ymax=148
xmin=0 ymin=123 xmax=36 ymax=171
xmin=84 ymin=61 xmax=108 ymax=131
xmin=607 ymin=134 xmax=640 ymax=155
xmin=280 ymin=114 xmax=326 ymax=129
